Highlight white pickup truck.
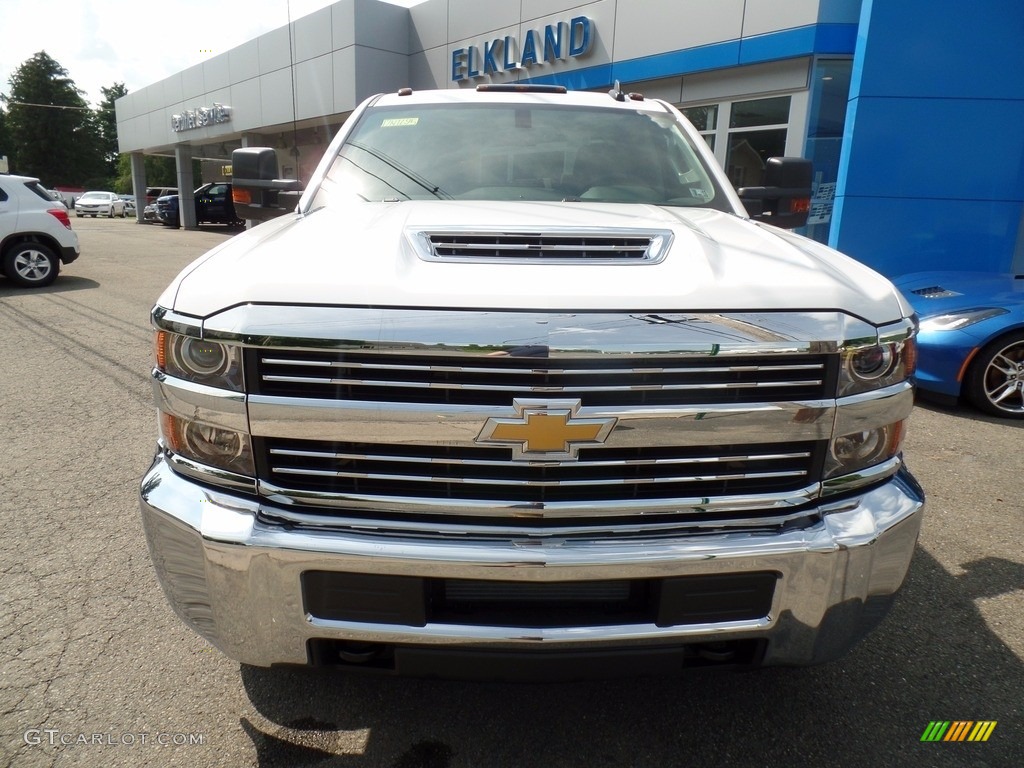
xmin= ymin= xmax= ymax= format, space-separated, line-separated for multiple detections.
xmin=140 ymin=85 xmax=923 ymax=679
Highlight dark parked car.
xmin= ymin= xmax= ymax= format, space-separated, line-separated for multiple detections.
xmin=156 ymin=183 xmax=244 ymax=228
xmin=145 ymin=186 xmax=177 ymax=206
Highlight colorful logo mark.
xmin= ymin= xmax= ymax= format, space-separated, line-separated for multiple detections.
xmin=921 ymin=721 xmax=997 ymax=742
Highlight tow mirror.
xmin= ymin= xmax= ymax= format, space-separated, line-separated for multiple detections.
xmin=230 ymin=148 xmax=303 ymax=222
xmin=737 ymin=157 xmax=812 ymax=229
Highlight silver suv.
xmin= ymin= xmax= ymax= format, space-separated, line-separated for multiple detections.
xmin=0 ymin=174 xmax=81 ymax=288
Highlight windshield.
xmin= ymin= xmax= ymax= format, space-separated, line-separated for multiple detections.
xmin=314 ymin=102 xmax=730 ymax=210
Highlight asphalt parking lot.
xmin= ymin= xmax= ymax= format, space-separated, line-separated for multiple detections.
xmin=1 ymin=216 xmax=1022 ymax=768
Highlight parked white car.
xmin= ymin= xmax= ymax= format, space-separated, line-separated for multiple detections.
xmin=75 ymin=191 xmax=126 ymax=218
xmin=0 ymin=174 xmax=81 ymax=287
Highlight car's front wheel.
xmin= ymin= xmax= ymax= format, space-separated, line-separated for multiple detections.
xmin=3 ymin=243 xmax=59 ymax=288
xmin=965 ymin=330 xmax=1024 ymax=418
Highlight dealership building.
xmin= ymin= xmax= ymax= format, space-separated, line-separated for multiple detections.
xmin=115 ymin=0 xmax=1023 ymax=277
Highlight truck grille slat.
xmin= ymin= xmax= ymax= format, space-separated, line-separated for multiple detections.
xmin=261 ymin=374 xmax=823 ymax=392
xmin=262 ymin=358 xmax=826 ymax=375
xmin=269 ymin=447 xmax=812 ymax=468
xmin=257 ymin=438 xmax=822 ymax=506
xmin=270 ymin=466 xmax=809 ymax=487
xmin=254 ymin=351 xmax=832 ymax=406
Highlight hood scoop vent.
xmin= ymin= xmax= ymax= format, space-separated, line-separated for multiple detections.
xmin=910 ymin=285 xmax=961 ymax=299
xmin=415 ymin=229 xmax=673 ymax=265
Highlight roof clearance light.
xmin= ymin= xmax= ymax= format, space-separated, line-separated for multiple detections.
xmin=476 ymin=84 xmax=568 ymax=94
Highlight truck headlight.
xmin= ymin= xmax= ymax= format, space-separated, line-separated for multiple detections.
xmin=849 ymin=345 xmax=895 ymax=380
xmin=839 ymin=337 xmax=916 ymax=396
xmin=155 ymin=331 xmax=244 ymax=391
xmin=160 ymin=412 xmax=254 ymax=477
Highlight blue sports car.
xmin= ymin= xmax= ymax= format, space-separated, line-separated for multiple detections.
xmin=894 ymin=271 xmax=1024 ymax=418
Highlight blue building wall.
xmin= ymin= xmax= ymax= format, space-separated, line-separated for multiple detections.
xmin=830 ymin=0 xmax=1024 ymax=277
xmin=523 ymin=23 xmax=857 ymax=91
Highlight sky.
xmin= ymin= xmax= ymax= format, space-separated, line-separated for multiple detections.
xmin=0 ymin=0 xmax=420 ymax=109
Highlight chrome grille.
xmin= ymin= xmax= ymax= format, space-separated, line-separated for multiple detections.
xmin=229 ymin=307 xmax=855 ymax=523
xmin=253 ymin=350 xmax=833 ymax=406
xmin=257 ymin=438 xmax=823 ymax=507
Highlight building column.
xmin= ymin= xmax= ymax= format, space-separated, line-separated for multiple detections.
xmin=129 ymin=153 xmax=147 ymax=223
xmin=174 ymin=144 xmax=197 ymax=230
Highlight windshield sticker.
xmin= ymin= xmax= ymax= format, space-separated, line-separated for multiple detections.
xmin=381 ymin=117 xmax=419 ymax=127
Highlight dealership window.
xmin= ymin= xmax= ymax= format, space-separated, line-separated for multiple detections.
xmin=725 ymin=96 xmax=790 ymax=188
xmin=680 ymin=104 xmax=718 ymax=151
xmin=681 ymin=93 xmax=806 ymax=189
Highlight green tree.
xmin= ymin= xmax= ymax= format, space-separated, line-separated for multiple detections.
xmin=96 ymin=82 xmax=127 ymax=179
xmin=0 ymin=107 xmax=11 ymax=169
xmin=0 ymin=51 xmax=104 ymax=186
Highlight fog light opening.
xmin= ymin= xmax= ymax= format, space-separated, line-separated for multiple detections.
xmin=308 ymin=639 xmax=395 ymax=670
xmin=183 ymin=420 xmax=244 ymax=464
xmin=695 ymin=642 xmax=738 ymax=663
xmin=336 ymin=642 xmax=386 ymax=664
xmin=832 ymin=429 xmax=886 ymax=464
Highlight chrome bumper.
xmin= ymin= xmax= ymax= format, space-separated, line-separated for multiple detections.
xmin=139 ymin=451 xmax=923 ymax=670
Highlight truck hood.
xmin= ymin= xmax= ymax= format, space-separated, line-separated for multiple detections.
xmin=163 ymin=201 xmax=906 ymax=324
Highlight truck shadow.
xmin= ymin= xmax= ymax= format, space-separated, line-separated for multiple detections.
xmin=239 ymin=546 xmax=1024 ymax=767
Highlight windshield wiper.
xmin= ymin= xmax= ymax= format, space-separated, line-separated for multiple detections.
xmin=347 ymin=141 xmax=452 ymax=200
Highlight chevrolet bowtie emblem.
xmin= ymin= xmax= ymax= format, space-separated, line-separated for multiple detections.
xmin=476 ymin=399 xmax=616 ymax=460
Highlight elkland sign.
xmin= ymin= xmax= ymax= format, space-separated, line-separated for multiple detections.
xmin=451 ymin=16 xmax=593 ymax=81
